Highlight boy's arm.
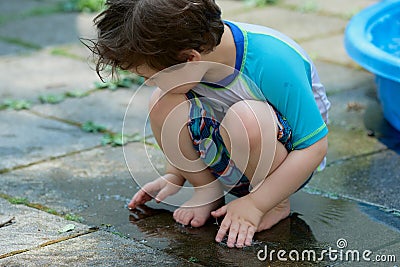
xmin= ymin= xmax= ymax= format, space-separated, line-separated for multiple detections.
xmin=212 ymin=136 xmax=327 ymax=247
xmin=249 ymin=136 xmax=327 ymax=213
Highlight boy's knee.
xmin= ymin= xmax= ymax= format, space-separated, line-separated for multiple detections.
xmin=148 ymin=88 xmax=189 ymax=127
xmin=223 ymin=101 xmax=275 ymax=148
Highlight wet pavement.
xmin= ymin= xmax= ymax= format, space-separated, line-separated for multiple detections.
xmin=1 ymin=0 xmax=400 ymax=266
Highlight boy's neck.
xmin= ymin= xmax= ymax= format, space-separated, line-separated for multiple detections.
xmin=201 ymin=24 xmax=237 ymax=80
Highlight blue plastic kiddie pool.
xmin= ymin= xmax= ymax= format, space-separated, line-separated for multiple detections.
xmin=345 ymin=0 xmax=400 ymax=131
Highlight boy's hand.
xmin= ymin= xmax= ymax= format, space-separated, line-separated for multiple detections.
xmin=211 ymin=195 xmax=264 ymax=248
xmin=128 ymin=174 xmax=184 ymax=210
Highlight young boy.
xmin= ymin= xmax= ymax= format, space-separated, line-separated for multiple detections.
xmin=89 ymin=0 xmax=330 ymax=248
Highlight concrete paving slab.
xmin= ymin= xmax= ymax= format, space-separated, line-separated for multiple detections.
xmin=228 ymin=6 xmax=346 ymax=41
xmin=52 ymin=43 xmax=95 ymax=61
xmin=0 ymin=144 xmax=163 ymax=218
xmin=328 ymin=85 xmax=377 ymax=130
xmin=0 ymin=198 xmax=88 ymax=256
xmin=325 ymin=85 xmax=388 ymax=163
xmin=308 ymin=148 xmax=400 ymax=211
xmin=0 ymin=110 xmax=101 ymax=171
xmin=0 ymin=0 xmax=61 ymax=18
xmin=217 ymin=0 xmax=250 ymax=17
xmin=32 ymin=87 xmax=153 ymax=134
xmin=314 ymin=61 xmax=374 ymax=94
xmin=300 ymin=34 xmax=354 ymax=67
xmin=1 ymin=143 xmax=399 ymax=266
xmin=281 ymin=0 xmax=378 ymax=17
xmin=0 ymin=13 xmax=96 ymax=50
xmin=0 ymin=230 xmax=193 ymax=267
xmin=0 ymin=50 xmax=99 ymax=101
xmin=372 ymin=241 xmax=400 ymax=266
xmin=0 ymin=41 xmax=36 ymax=56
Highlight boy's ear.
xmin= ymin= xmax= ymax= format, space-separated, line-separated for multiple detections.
xmin=178 ymin=49 xmax=202 ymax=62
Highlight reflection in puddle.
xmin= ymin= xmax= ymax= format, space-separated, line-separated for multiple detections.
xmin=128 ymin=204 xmax=323 ymax=266
xmin=122 ymin=190 xmax=400 ymax=266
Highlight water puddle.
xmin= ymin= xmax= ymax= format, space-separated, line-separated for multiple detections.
xmin=75 ymin=185 xmax=399 ymax=266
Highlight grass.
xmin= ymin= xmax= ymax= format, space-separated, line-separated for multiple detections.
xmin=245 ymin=0 xmax=279 ymax=7
xmin=50 ymin=47 xmax=84 ymax=61
xmin=0 ymin=99 xmax=31 ymax=111
xmin=64 ymin=213 xmax=84 ymax=222
xmin=62 ymin=0 xmax=106 ymax=12
xmin=0 ymin=36 xmax=41 ymax=50
xmin=8 ymin=197 xmax=30 ymax=205
xmin=81 ymin=121 xmax=107 ymax=133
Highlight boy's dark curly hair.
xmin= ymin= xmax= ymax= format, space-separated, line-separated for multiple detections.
xmin=87 ymin=0 xmax=224 ymax=79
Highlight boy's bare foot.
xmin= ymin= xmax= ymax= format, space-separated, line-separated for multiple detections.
xmin=256 ymin=198 xmax=290 ymax=232
xmin=173 ymin=185 xmax=224 ymax=227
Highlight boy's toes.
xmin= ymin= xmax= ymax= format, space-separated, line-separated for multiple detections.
xmin=190 ymin=215 xmax=208 ymax=227
xmin=190 ymin=218 xmax=202 ymax=227
xmin=173 ymin=209 xmax=193 ymax=226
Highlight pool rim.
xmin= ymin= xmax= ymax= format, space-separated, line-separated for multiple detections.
xmin=344 ymin=0 xmax=400 ymax=83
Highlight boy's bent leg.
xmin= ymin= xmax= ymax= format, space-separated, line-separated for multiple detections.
xmin=219 ymin=100 xmax=286 ymax=189
xmin=149 ymin=89 xmax=223 ymax=227
xmin=217 ymin=100 xmax=291 ymax=245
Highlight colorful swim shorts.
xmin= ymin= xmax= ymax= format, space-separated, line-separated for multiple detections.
xmin=185 ymin=90 xmax=295 ymax=197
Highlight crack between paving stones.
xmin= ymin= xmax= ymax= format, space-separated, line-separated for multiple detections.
xmin=0 ymin=145 xmax=103 ymax=174
xmin=325 ymin=147 xmax=390 ymax=168
xmin=26 ymin=110 xmax=117 ymax=135
xmin=26 ymin=110 xmax=84 ymax=128
xmin=303 ymin=186 xmax=400 ymax=218
xmin=0 ymin=229 xmax=98 ymax=260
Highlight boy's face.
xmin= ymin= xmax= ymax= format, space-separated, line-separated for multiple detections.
xmin=132 ymin=62 xmax=209 ymax=94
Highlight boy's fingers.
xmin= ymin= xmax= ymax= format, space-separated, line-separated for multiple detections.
xmin=215 ymin=217 xmax=231 ymax=243
xmin=211 ymin=205 xmax=227 ymax=218
xmin=155 ymin=188 xmax=169 ymax=203
xmin=245 ymin=227 xmax=255 ymax=247
xmin=227 ymin=221 xmax=240 ymax=248
xmin=128 ymin=190 xmax=151 ymax=209
xmin=235 ymin=224 xmax=249 ymax=248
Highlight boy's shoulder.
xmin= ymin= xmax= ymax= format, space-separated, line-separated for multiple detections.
xmin=227 ymin=20 xmax=310 ymax=61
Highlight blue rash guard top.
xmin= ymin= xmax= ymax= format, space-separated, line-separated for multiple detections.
xmin=191 ymin=20 xmax=330 ymax=151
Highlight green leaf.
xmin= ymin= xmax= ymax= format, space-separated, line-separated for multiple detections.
xmin=107 ymin=82 xmax=118 ymax=91
xmin=65 ymin=90 xmax=89 ymax=98
xmin=39 ymin=94 xmax=66 ymax=104
xmin=101 ymin=133 xmax=113 ymax=146
xmin=188 ymin=257 xmax=199 ymax=263
xmin=81 ymin=121 xmax=107 ymax=133
xmin=94 ymin=81 xmax=110 ymax=89
xmin=116 ymin=77 xmax=133 ymax=88
xmin=101 ymin=132 xmax=141 ymax=146
xmin=58 ymin=223 xmax=75 ymax=233
xmin=65 ymin=213 xmax=83 ymax=222
xmin=111 ymin=133 xmax=124 ymax=146
xmin=1 ymin=99 xmax=31 ymax=110
xmin=8 ymin=197 xmax=29 ymax=205
xmin=245 ymin=0 xmax=279 ymax=7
